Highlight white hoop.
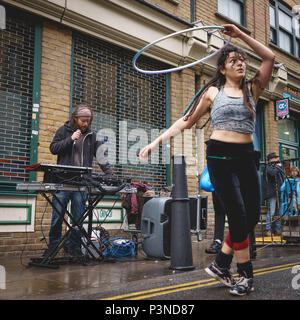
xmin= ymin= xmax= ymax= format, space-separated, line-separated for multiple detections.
xmin=132 ymin=26 xmax=231 ymax=75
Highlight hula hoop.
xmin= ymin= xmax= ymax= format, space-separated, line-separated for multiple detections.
xmin=183 ymin=87 xmax=203 ymax=116
xmin=132 ymin=26 xmax=231 ymax=75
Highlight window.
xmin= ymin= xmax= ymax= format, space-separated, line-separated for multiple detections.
xmin=278 ymin=118 xmax=298 ymax=143
xmin=0 ymin=5 xmax=5 ymax=30
xmin=218 ymin=0 xmax=245 ymax=26
xmin=72 ymin=32 xmax=169 ymax=192
xmin=278 ymin=116 xmax=300 ymax=172
xmin=270 ymin=0 xmax=300 ymax=58
xmin=0 ymin=6 xmax=36 ymax=184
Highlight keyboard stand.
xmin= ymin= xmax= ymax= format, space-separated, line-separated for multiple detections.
xmin=28 ymin=190 xmax=104 ymax=269
xmin=17 ymin=181 xmax=136 ymax=269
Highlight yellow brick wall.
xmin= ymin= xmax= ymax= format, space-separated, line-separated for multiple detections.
xmin=39 ymin=21 xmax=72 ymax=164
xmin=35 ymin=22 xmax=72 ymax=254
xmin=34 ymin=22 xmax=73 ymax=255
xmin=170 ymin=69 xmax=198 ymax=195
xmin=264 ymin=101 xmax=280 ymax=156
xmin=145 ymin=0 xmax=191 ymax=22
xmin=0 ymin=21 xmax=73 ymax=257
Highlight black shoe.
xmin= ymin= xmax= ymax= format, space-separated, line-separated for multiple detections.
xmin=205 ymin=261 xmax=235 ymax=287
xmin=205 ymin=240 xmax=222 ymax=254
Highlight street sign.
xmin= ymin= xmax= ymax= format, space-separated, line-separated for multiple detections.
xmin=275 ymin=99 xmax=289 ymax=119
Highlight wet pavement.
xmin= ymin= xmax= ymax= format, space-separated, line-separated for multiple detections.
xmin=0 ymin=236 xmax=299 ymax=301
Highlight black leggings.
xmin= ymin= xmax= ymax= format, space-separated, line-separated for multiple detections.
xmin=206 ymin=139 xmax=260 ymax=244
xmin=212 ymin=191 xmax=225 ymax=241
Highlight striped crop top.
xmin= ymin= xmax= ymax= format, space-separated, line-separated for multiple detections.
xmin=210 ymin=86 xmax=256 ymax=134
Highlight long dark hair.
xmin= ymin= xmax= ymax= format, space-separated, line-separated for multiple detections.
xmin=184 ymin=44 xmax=257 ymax=121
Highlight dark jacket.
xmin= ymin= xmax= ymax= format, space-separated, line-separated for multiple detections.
xmin=50 ymin=121 xmax=112 ymax=176
xmin=262 ymin=163 xmax=284 ymax=200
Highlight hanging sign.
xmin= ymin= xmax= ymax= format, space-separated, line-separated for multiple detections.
xmin=275 ymin=99 xmax=289 ymax=119
xmin=283 ymin=87 xmax=300 ymax=104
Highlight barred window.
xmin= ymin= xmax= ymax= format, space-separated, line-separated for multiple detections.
xmin=72 ymin=32 xmax=169 ymax=191
xmin=0 ymin=6 xmax=35 ymax=183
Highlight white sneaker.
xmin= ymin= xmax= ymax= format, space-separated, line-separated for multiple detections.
xmin=205 ymin=261 xmax=235 ymax=288
xmin=229 ymin=277 xmax=254 ymax=296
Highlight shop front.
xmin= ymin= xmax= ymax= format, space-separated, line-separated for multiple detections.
xmin=278 ymin=86 xmax=300 ymax=174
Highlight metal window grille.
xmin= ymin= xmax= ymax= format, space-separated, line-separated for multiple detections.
xmin=72 ymin=32 xmax=169 ymax=191
xmin=0 ymin=6 xmax=35 ymax=182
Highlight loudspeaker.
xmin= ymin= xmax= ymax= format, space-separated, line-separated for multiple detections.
xmin=141 ymin=196 xmax=208 ymax=259
xmin=141 ymin=197 xmax=172 ymax=259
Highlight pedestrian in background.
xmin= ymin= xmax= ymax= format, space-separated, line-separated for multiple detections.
xmin=262 ymin=152 xmax=283 ymax=237
xmin=205 ymin=191 xmax=225 ymax=254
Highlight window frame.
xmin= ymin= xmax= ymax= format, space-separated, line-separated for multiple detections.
xmin=217 ymin=0 xmax=246 ymax=27
xmin=0 ymin=6 xmax=42 ymax=195
xmin=278 ymin=114 xmax=300 ymax=175
xmin=71 ymin=31 xmax=171 ymax=194
xmin=270 ymin=0 xmax=300 ymax=58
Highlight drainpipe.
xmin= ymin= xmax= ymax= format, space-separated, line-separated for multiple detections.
xmin=190 ymin=0 xmax=196 ymax=23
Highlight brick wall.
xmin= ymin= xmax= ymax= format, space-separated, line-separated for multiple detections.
xmin=38 ymin=22 xmax=72 ymax=165
xmin=170 ymin=68 xmax=197 ymax=195
xmin=145 ymin=0 xmax=191 ymax=22
xmin=30 ymin=22 xmax=73 ymax=255
xmin=11 ymin=22 xmax=73 ymax=257
xmin=264 ymin=101 xmax=280 ymax=156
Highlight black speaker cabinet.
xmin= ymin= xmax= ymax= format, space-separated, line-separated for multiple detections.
xmin=141 ymin=196 xmax=207 ymax=259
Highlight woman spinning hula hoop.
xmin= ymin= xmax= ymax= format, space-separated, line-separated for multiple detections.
xmin=139 ymin=24 xmax=275 ymax=296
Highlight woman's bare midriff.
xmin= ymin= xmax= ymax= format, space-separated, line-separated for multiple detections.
xmin=210 ymin=130 xmax=253 ymax=144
